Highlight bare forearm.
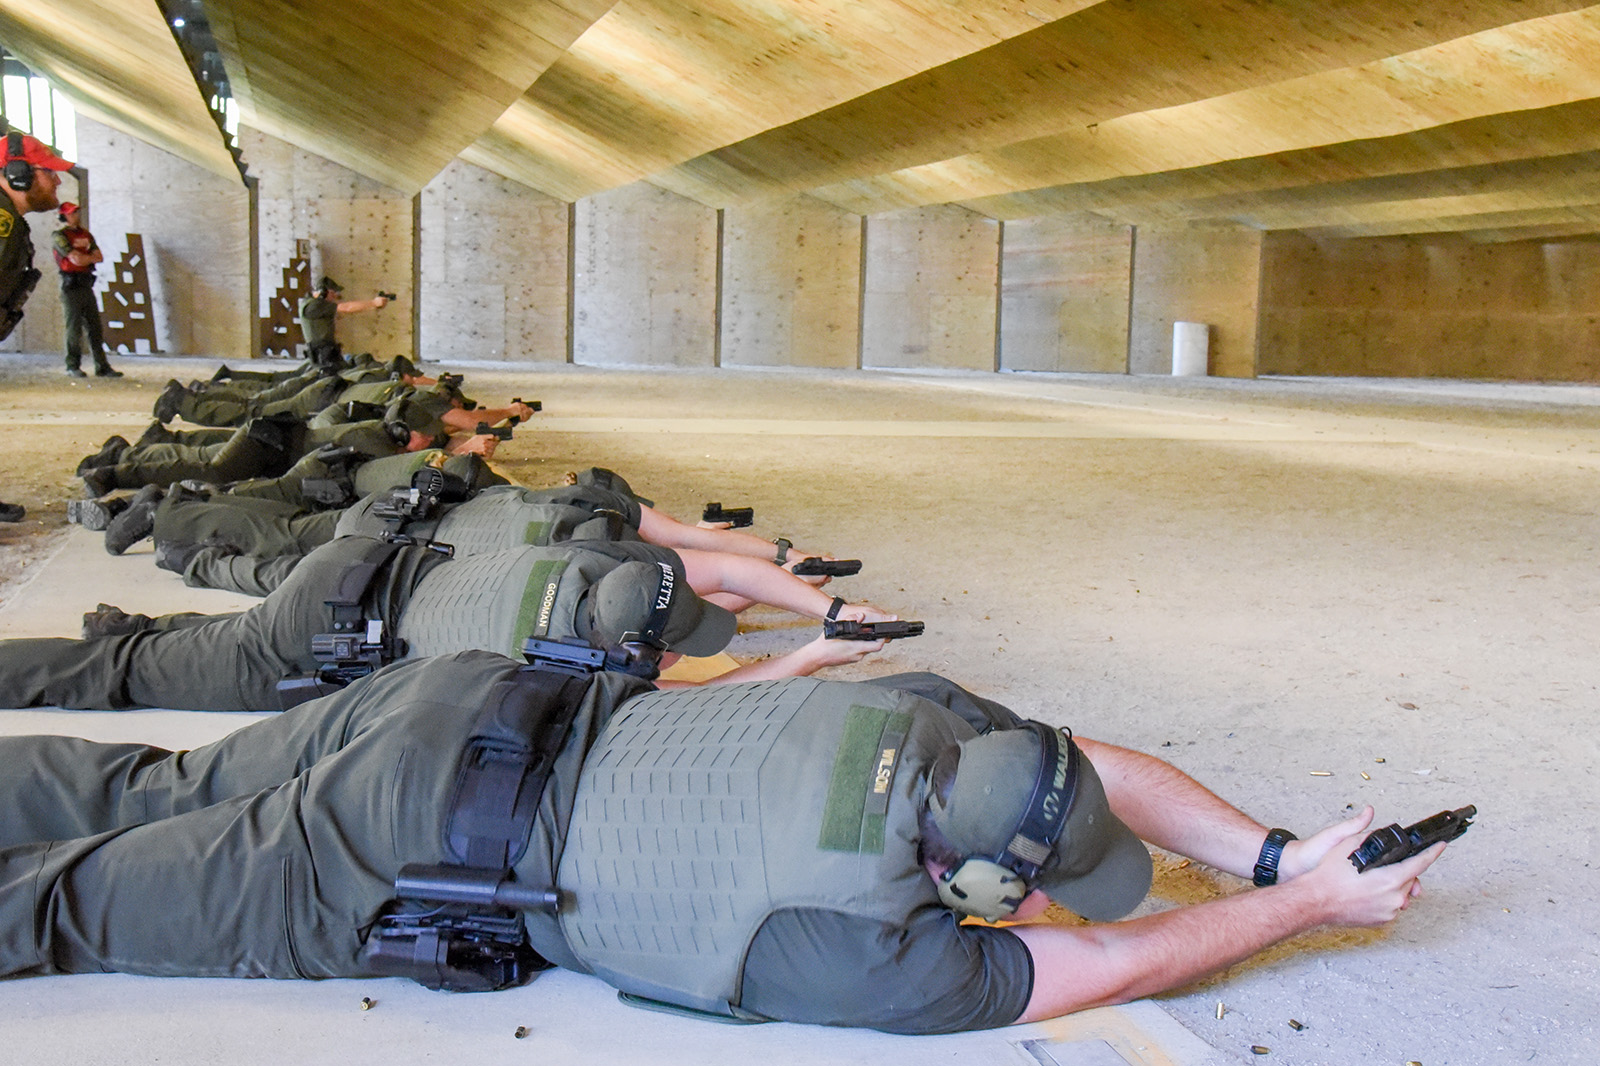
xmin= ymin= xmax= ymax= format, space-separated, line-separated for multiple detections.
xmin=676 ymin=549 xmax=835 ymax=617
xmin=1077 ymin=737 xmax=1267 ymax=879
xmin=1013 ymin=882 xmax=1328 ymax=1021
xmin=639 ymin=506 xmax=793 ymax=560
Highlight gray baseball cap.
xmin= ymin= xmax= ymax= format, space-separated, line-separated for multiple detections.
xmin=932 ymin=727 xmax=1153 ymax=921
xmin=587 ymin=558 xmax=736 ymax=657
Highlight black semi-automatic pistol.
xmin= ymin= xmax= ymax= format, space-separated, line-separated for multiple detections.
xmin=792 ymin=558 xmax=862 ymax=577
xmin=702 ymin=502 xmax=754 ymax=527
xmin=822 ymin=619 xmax=925 ymax=641
xmin=1349 ymin=805 xmax=1475 ymax=872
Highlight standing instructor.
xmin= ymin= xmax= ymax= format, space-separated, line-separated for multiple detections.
xmin=52 ymin=201 xmax=120 ymax=378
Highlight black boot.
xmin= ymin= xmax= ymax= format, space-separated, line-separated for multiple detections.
xmin=67 ymin=495 xmax=131 ymax=531
xmin=81 ymin=603 xmax=153 ymax=638
xmin=153 ymin=379 xmax=189 ymax=423
xmin=76 ymin=435 xmax=130 ymax=476
xmin=104 ymin=484 xmax=164 ymax=554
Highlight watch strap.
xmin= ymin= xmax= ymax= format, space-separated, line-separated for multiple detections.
xmin=1253 ymin=828 xmax=1297 ymax=886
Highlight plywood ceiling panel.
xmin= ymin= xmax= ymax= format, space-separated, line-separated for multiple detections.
xmin=10 ymin=0 xmax=1600 ymax=237
xmin=0 ymin=0 xmax=237 ymax=179
xmin=206 ymin=0 xmax=618 ymax=193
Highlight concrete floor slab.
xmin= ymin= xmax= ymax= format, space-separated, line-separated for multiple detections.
xmin=1 ymin=355 xmax=1596 ymax=1064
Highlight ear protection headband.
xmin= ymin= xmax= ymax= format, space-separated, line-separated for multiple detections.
xmin=5 ymin=132 xmax=35 ymax=193
xmin=935 ymin=722 xmax=1079 ymax=921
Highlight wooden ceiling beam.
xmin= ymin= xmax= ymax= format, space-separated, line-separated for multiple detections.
xmin=462 ymin=0 xmax=1108 ymax=202
xmin=807 ymin=7 xmax=1600 ymax=216
xmin=206 ymin=0 xmax=617 ymax=193
xmin=1302 ymin=203 xmax=1600 ymax=239
xmin=651 ymin=0 xmax=1597 ymax=205
xmin=952 ymin=98 xmax=1600 ymax=222
xmin=0 ymin=0 xmax=238 ymax=180
xmin=1093 ymin=150 xmax=1600 ymax=227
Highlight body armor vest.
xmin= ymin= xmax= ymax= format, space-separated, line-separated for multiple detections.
xmin=396 ymin=545 xmax=624 ymax=659
xmin=352 ymin=450 xmax=441 ymax=497
xmin=336 ymin=486 xmax=617 ymax=552
xmin=556 ymin=678 xmax=972 ymax=1016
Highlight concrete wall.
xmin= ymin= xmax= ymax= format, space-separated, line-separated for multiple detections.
xmin=572 ymin=182 xmax=717 ymax=367
xmin=1259 ymin=231 xmax=1600 ymax=380
xmin=3 ymin=116 xmax=250 ymax=358
xmin=999 ymin=216 xmax=1132 ymax=373
xmin=862 ymin=205 xmax=999 ymax=371
xmin=1129 ymin=224 xmax=1262 ymax=378
xmin=241 ymin=126 xmax=413 ymax=360
xmin=721 ymin=195 xmax=861 ymax=369
xmin=418 ymin=159 xmax=570 ymax=363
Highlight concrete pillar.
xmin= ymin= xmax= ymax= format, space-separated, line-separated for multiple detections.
xmin=572 ymin=182 xmax=717 ymax=367
xmin=241 ymin=126 xmax=413 ymax=360
xmin=721 ymin=195 xmax=861 ymax=368
xmin=2 ymin=115 xmax=251 ymax=358
xmin=999 ymin=216 xmax=1132 ymax=373
xmin=1129 ymin=224 xmax=1262 ymax=378
xmin=417 ymin=160 xmax=569 ymax=362
xmin=862 ymin=204 xmax=998 ymax=371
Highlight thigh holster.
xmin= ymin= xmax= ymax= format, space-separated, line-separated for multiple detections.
xmin=362 ymin=667 xmax=593 ymax=992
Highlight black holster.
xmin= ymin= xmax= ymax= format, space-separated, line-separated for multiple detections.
xmin=362 ymin=668 xmax=594 ymax=992
xmin=0 ymin=265 xmax=41 ymax=342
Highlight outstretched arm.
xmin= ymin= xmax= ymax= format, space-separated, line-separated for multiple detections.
xmin=655 ymin=633 xmax=887 ymax=689
xmin=1075 ymin=737 xmax=1272 ymax=879
xmin=336 ymin=295 xmax=388 ymax=314
xmin=444 ymin=433 xmax=499 ymax=457
xmin=1012 ymin=813 xmax=1443 ymax=1022
xmin=1075 ymin=736 xmax=1362 ymax=883
xmin=674 ymin=548 xmax=892 ymax=621
xmin=639 ymin=505 xmax=828 ymax=565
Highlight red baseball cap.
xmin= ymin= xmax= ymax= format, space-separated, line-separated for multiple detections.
xmin=3 ymin=132 xmax=73 ymax=171
xmin=58 ymin=201 xmax=78 ymax=218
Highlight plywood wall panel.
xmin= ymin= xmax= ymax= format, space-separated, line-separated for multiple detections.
xmin=1259 ymin=231 xmax=1600 ymax=381
xmin=1129 ymin=225 xmax=1262 ymax=377
xmin=721 ymin=196 xmax=860 ymax=368
xmin=418 ymin=160 xmax=569 ymax=362
xmin=13 ymin=116 xmax=252 ymax=358
xmin=572 ymin=183 xmax=716 ymax=367
xmin=861 ymin=205 xmax=997 ymax=370
xmin=999 ymin=215 xmax=1131 ymax=373
xmin=241 ymin=126 xmax=412 ymax=359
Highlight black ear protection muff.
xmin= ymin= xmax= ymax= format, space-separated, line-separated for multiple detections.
xmin=5 ymin=132 xmax=36 ymax=193
xmin=935 ymin=722 xmax=1079 ymax=921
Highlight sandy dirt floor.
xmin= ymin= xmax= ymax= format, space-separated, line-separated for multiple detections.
xmin=0 ymin=349 xmax=1596 ymax=1065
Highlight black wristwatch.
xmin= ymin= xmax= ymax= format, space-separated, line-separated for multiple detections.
xmin=773 ymin=538 xmax=792 ymax=565
xmin=1252 ymin=828 xmax=1297 ymax=887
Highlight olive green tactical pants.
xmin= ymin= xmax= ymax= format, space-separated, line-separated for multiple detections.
xmin=60 ymin=283 xmax=108 ymax=371
xmin=0 ymin=537 xmax=416 ymax=711
xmin=102 ymin=425 xmax=285 ymax=490
xmin=0 ymin=653 xmax=541 ymax=979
